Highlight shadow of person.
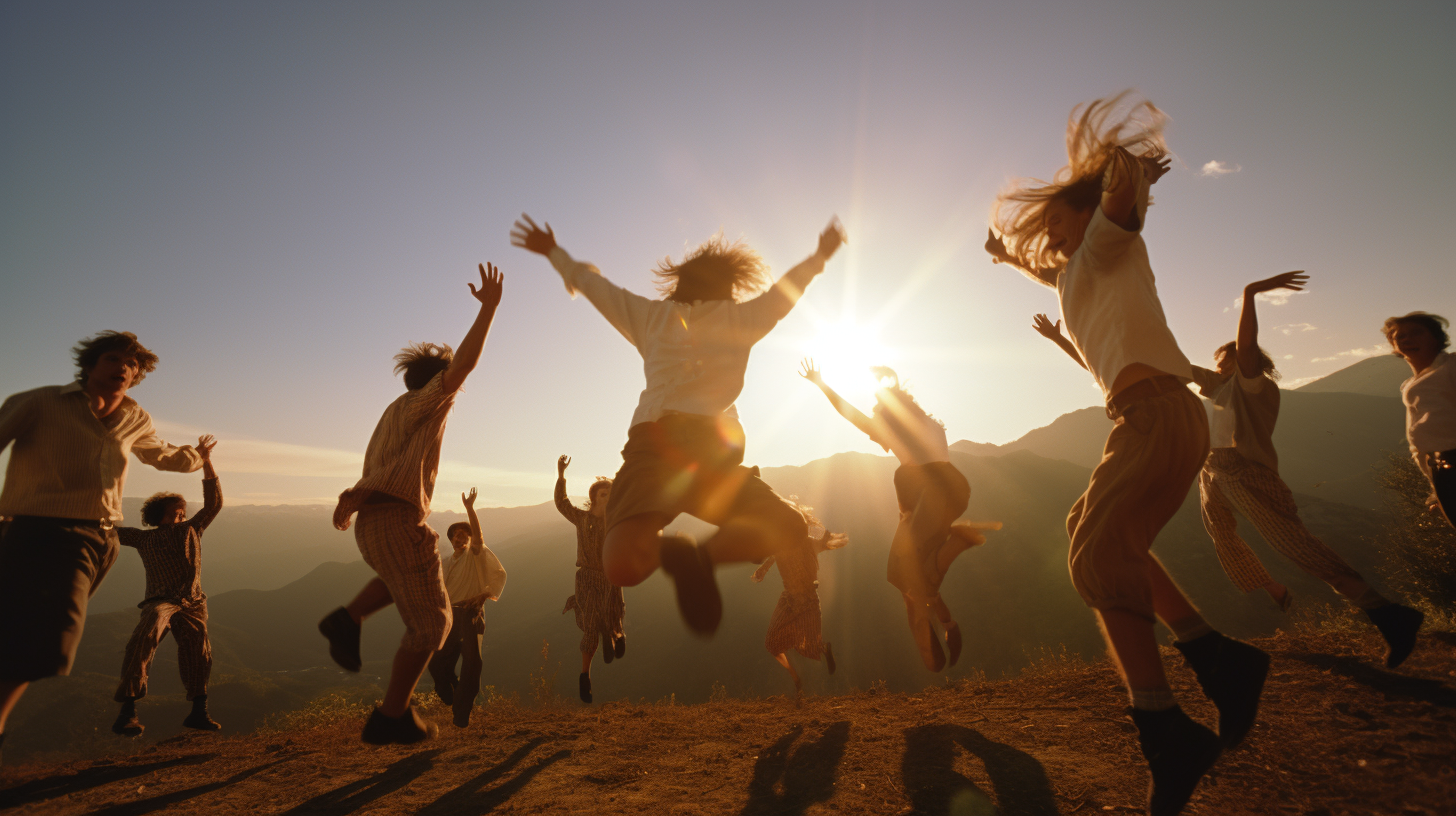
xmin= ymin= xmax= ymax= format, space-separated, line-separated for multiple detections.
xmin=282 ymin=749 xmax=441 ymax=815
xmin=85 ymin=759 xmax=291 ymax=816
xmin=417 ymin=737 xmax=569 ymax=816
xmin=740 ymin=721 xmax=850 ymax=816
xmin=1286 ymin=652 xmax=1456 ymax=708
xmin=901 ymin=724 xmax=1057 ymax=816
xmin=0 ymin=754 xmax=220 ymax=809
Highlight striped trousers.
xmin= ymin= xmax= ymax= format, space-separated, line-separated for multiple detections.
xmin=114 ymin=599 xmax=210 ymax=702
xmin=1198 ymin=448 xmax=1370 ymax=599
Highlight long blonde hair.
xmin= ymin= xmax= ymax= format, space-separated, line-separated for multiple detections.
xmin=992 ymin=92 xmax=1169 ymax=275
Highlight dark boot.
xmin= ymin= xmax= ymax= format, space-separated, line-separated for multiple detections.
xmin=361 ymin=706 xmax=436 ymax=745
xmin=1130 ymin=705 xmax=1222 ymax=816
xmin=659 ymin=536 xmax=722 ymax=636
xmin=111 ymin=700 xmax=144 ymax=738
xmin=579 ymin=672 xmax=593 ymax=704
xmin=1365 ymin=603 xmax=1423 ymax=669
xmin=318 ymin=607 xmax=362 ymax=672
xmin=182 ymin=695 xmax=221 ymax=731
xmin=601 ymin=632 xmax=614 ymax=665
xmin=613 ymin=633 xmax=627 ymax=660
xmin=1174 ymin=631 xmax=1269 ymax=748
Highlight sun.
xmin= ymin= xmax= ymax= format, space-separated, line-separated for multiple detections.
xmin=802 ymin=319 xmax=896 ymax=403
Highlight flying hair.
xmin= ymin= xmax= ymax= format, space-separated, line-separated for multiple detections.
xmin=393 ymin=342 xmax=455 ymax=390
xmin=654 ymin=234 xmax=771 ymax=303
xmin=992 ymin=91 xmax=1170 ymax=277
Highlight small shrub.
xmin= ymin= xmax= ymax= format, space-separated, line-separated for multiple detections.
xmin=529 ymin=640 xmax=558 ymax=706
xmin=708 ymin=681 xmax=730 ymax=703
xmin=1371 ymin=454 xmax=1456 ymax=608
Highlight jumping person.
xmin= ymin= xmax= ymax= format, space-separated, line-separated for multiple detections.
xmin=798 ymin=360 xmax=992 ymax=672
xmin=0 ymin=331 xmax=204 ymax=762
xmin=427 ymin=487 xmax=506 ymax=728
xmin=555 ymin=455 xmax=624 ymax=704
xmin=511 ymin=215 xmax=845 ymax=636
xmin=1383 ymin=312 xmax=1456 ymax=528
xmin=112 ymin=434 xmax=225 ymax=737
xmin=318 ymin=262 xmax=503 ymax=745
xmin=988 ymin=93 xmax=1268 ymax=816
xmin=750 ymin=502 xmax=846 ymax=697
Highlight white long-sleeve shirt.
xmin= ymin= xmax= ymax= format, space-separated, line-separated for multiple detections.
xmin=549 ymin=246 xmax=825 ymax=428
xmin=1401 ymin=351 xmax=1456 ymax=476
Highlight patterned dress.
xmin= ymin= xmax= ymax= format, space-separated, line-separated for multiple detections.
xmin=556 ymin=478 xmax=626 ymax=654
xmin=752 ymin=519 xmax=845 ymax=660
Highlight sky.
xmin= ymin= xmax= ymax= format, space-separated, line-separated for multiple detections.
xmin=2 ymin=0 xmax=1453 ymax=509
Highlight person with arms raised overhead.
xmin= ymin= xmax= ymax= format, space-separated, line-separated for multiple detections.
xmin=555 ymin=454 xmax=624 ymax=704
xmin=318 ymin=262 xmax=503 ymax=745
xmin=0 ymin=331 xmax=204 ymax=763
xmin=988 ymin=93 xmax=1267 ymax=816
xmin=512 ymin=214 xmax=844 ymax=637
xmin=427 ymin=487 xmax=506 ymax=728
xmin=750 ymin=500 xmax=846 ymax=698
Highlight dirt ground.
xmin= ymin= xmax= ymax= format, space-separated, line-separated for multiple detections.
xmin=2 ymin=627 xmax=1452 ymax=816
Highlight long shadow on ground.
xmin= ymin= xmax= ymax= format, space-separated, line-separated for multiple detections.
xmin=0 ymin=754 xmax=219 ymax=809
xmin=86 ymin=759 xmax=291 ymax=816
xmin=740 ymin=721 xmax=851 ymax=816
xmin=902 ymin=724 xmax=1058 ymax=816
xmin=283 ymin=749 xmax=441 ymax=815
xmin=1286 ymin=652 xmax=1456 ymax=708
xmin=417 ymin=738 xmax=570 ymax=815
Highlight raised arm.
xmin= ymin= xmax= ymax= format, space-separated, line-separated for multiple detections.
xmin=511 ymin=214 xmax=656 ymax=348
xmin=1238 ymin=271 xmax=1308 ymax=378
xmin=1032 ymin=314 xmax=1088 ymax=370
xmin=188 ymin=435 xmax=223 ymax=532
xmin=463 ymin=487 xmax=484 ymax=552
xmin=985 ymin=228 xmax=1060 ymax=288
xmin=553 ymin=455 xmax=586 ymax=524
xmin=740 ymin=219 xmax=846 ymax=325
xmin=798 ymin=358 xmax=881 ymax=443
xmin=131 ymin=416 xmax=202 ymax=473
xmin=441 ymin=263 xmax=504 ymax=394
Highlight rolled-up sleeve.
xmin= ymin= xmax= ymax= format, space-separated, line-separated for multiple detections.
xmin=1080 ymin=177 xmax=1150 ymax=269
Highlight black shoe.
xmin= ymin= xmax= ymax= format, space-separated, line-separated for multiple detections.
xmin=112 ymin=703 xmax=144 ymax=738
xmin=824 ymin=642 xmax=837 ymax=675
xmin=361 ymin=707 xmax=436 ymax=745
xmin=659 ymin=535 xmax=722 ymax=636
xmin=613 ymin=633 xmax=627 ymax=660
xmin=1174 ymin=631 xmax=1269 ymax=749
xmin=319 ymin=607 xmax=362 ymax=673
xmin=601 ymin=632 xmax=614 ymax=665
xmin=182 ymin=696 xmax=221 ymax=731
xmin=453 ymin=709 xmax=470 ymax=729
xmin=1130 ymin=705 xmax=1222 ymax=816
xmin=579 ymin=672 xmax=593 ymax=704
xmin=434 ymin=679 xmax=455 ymax=706
xmin=1366 ymin=603 xmax=1424 ymax=669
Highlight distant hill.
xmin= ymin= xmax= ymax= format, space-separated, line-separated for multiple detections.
xmin=1295 ymin=354 xmax=1409 ymax=397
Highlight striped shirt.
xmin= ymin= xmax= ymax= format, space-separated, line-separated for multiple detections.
xmin=117 ymin=478 xmax=222 ymax=606
xmin=0 ymin=383 xmax=202 ymax=523
xmin=333 ymin=372 xmax=456 ymax=530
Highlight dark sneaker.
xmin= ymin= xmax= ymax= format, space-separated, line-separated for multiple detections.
xmin=1174 ymin=631 xmax=1269 ymax=749
xmin=659 ymin=535 xmax=722 ymax=636
xmin=434 ymin=682 xmax=455 ymax=706
xmin=452 ymin=709 xmax=470 ymax=729
xmin=1366 ymin=603 xmax=1423 ymax=669
xmin=112 ymin=706 xmax=144 ymax=738
xmin=1130 ymin=705 xmax=1222 ymax=816
xmin=319 ymin=607 xmax=362 ymax=673
xmin=183 ymin=708 xmax=221 ymax=731
xmin=824 ymin=642 xmax=836 ymax=675
xmin=601 ymin=632 xmax=614 ymax=665
xmin=579 ymin=672 xmax=593 ymax=704
xmin=361 ymin=707 xmax=436 ymax=745
xmin=613 ymin=633 xmax=627 ymax=660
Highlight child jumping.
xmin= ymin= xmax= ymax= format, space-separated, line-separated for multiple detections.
xmin=111 ymin=434 xmax=223 ymax=737
xmin=427 ymin=487 xmax=506 ymax=728
xmin=511 ymin=215 xmax=844 ymax=636
xmin=799 ymin=360 xmax=992 ymax=672
xmin=750 ymin=500 xmax=846 ymax=697
xmin=1384 ymin=312 xmax=1456 ymax=528
xmin=555 ymin=455 xmax=624 ymax=704
xmin=988 ymin=93 xmax=1268 ymax=816
xmin=318 ymin=262 xmax=502 ymax=745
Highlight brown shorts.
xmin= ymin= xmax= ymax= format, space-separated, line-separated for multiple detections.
xmin=0 ymin=516 xmax=119 ymax=682
xmin=355 ymin=503 xmax=452 ymax=652
xmin=606 ymin=413 xmax=804 ymax=538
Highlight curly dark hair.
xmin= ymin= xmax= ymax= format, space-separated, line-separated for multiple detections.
xmin=1214 ymin=341 xmax=1280 ymax=381
xmin=394 ymin=342 xmax=455 ymax=390
xmin=1382 ymin=312 xmax=1451 ymax=353
xmin=446 ymin=522 xmax=471 ymax=542
xmin=587 ymin=478 xmax=613 ymax=510
xmin=654 ymin=234 xmax=771 ymax=303
xmin=72 ymin=331 xmax=159 ymax=387
xmin=140 ymin=492 xmax=185 ymax=527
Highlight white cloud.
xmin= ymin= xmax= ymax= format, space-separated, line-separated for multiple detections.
xmin=1310 ymin=346 xmax=1384 ymax=363
xmin=1276 ymin=323 xmax=1317 ymax=335
xmin=1282 ymin=354 xmax=1293 ymax=360
xmin=1232 ymin=289 xmax=1308 ymax=308
xmin=1201 ymin=160 xmax=1242 ymax=177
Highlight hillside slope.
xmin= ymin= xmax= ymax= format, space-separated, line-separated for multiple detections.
xmin=3 ymin=627 xmax=1451 ymax=815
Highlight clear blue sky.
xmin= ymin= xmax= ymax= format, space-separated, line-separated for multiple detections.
xmin=3 ymin=0 xmax=1452 ymax=508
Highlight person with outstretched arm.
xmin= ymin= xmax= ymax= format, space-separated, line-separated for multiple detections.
xmin=428 ymin=487 xmax=506 ymax=728
xmin=555 ymin=455 xmax=623 ymax=704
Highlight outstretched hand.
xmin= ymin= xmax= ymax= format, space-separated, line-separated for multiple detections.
xmin=1246 ymin=270 xmax=1309 ymax=297
xmin=816 ymin=218 xmax=846 ymax=260
xmin=462 ymin=487 xmax=477 ymax=508
xmin=469 ymin=263 xmax=504 ymax=308
xmin=1032 ymin=314 xmax=1064 ymax=341
xmin=1141 ymin=154 xmax=1172 ymax=185
xmin=798 ymin=358 xmax=824 ymax=385
xmin=196 ymin=434 xmax=217 ymax=460
xmin=984 ymin=228 xmax=1009 ymax=264
xmin=557 ymin=454 xmax=570 ymax=476
xmin=510 ymin=214 xmax=557 ymax=256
